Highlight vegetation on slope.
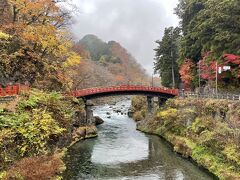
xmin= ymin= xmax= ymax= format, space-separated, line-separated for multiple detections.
xmin=136 ymin=98 xmax=240 ymax=179
xmin=72 ymin=34 xmax=149 ymax=89
xmin=0 ymin=90 xmax=85 ymax=179
xmin=131 ymin=96 xmax=147 ymax=122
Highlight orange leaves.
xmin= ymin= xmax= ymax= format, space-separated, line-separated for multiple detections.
xmin=9 ymin=0 xmax=61 ymax=24
xmin=115 ymin=75 xmax=125 ymax=82
xmin=179 ymin=59 xmax=195 ymax=89
xmin=0 ymin=0 xmax=80 ymax=89
xmin=6 ymin=0 xmax=80 ymax=64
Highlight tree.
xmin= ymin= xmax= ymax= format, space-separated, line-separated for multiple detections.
xmin=0 ymin=0 xmax=80 ymax=90
xmin=154 ymin=27 xmax=181 ymax=88
xmin=175 ymin=0 xmax=206 ymax=35
xmin=179 ymin=59 xmax=195 ymax=89
xmin=176 ymin=0 xmax=240 ymax=64
xmin=175 ymin=0 xmax=206 ymax=63
xmin=193 ymin=0 xmax=240 ymax=58
xmin=198 ymin=53 xmax=240 ymax=88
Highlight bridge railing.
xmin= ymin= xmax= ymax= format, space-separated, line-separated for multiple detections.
xmin=67 ymin=85 xmax=179 ymax=97
xmin=0 ymin=84 xmax=30 ymax=97
xmin=180 ymin=91 xmax=240 ymax=101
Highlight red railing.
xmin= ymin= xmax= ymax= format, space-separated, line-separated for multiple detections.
xmin=0 ymin=84 xmax=30 ymax=97
xmin=68 ymin=85 xmax=179 ymax=98
xmin=0 ymin=84 xmax=178 ymax=98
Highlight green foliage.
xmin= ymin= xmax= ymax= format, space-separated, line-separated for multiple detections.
xmin=154 ymin=27 xmax=181 ymax=87
xmin=0 ymin=90 xmax=80 ymax=170
xmin=176 ymin=0 xmax=240 ymax=63
xmin=79 ymin=35 xmax=111 ymax=61
xmin=138 ymin=98 xmax=240 ymax=179
xmin=99 ymin=55 xmax=121 ymax=64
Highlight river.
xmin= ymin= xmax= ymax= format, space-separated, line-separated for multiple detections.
xmin=63 ymin=100 xmax=214 ymax=180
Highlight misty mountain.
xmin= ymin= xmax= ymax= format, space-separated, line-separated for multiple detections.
xmin=72 ymin=34 xmax=150 ymax=89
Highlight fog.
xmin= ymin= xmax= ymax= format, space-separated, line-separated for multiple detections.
xmin=71 ymin=0 xmax=179 ymax=74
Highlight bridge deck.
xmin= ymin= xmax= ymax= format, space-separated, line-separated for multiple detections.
xmin=68 ymin=85 xmax=178 ymax=98
xmin=0 ymin=84 xmax=178 ymax=99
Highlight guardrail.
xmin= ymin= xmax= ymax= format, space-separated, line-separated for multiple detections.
xmin=180 ymin=92 xmax=240 ymax=101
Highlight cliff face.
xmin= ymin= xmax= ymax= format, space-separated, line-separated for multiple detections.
xmin=0 ymin=0 xmax=12 ymax=25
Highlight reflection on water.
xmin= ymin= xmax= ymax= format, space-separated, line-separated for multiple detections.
xmin=63 ymin=101 xmax=214 ymax=180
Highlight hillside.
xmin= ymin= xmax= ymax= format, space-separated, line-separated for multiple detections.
xmin=71 ymin=34 xmax=149 ymax=89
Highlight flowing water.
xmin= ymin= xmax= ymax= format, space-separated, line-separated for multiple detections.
xmin=63 ymin=100 xmax=215 ymax=180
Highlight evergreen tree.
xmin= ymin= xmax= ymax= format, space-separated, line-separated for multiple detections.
xmin=154 ymin=27 xmax=181 ymax=88
xmin=175 ymin=0 xmax=240 ymax=64
xmin=175 ymin=0 xmax=206 ymax=63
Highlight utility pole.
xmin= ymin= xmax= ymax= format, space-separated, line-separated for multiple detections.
xmin=198 ymin=61 xmax=201 ymax=93
xmin=216 ymin=61 xmax=218 ymax=97
xmin=151 ymin=73 xmax=154 ymax=87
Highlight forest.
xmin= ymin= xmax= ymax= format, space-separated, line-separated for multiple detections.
xmin=154 ymin=0 xmax=240 ymax=91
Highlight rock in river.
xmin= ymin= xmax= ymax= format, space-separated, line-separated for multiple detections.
xmin=94 ymin=116 xmax=104 ymax=125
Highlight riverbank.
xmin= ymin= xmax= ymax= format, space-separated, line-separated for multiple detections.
xmin=0 ymin=89 xmax=97 ymax=179
xmin=63 ymin=100 xmax=212 ymax=179
xmin=133 ymin=97 xmax=240 ymax=179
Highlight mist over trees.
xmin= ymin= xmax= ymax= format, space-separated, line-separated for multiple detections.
xmin=71 ymin=34 xmax=149 ymax=89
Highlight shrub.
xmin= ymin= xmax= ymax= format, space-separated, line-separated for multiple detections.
xmin=133 ymin=111 xmax=144 ymax=121
xmin=4 ymin=153 xmax=65 ymax=180
xmin=0 ymin=90 xmax=81 ymax=170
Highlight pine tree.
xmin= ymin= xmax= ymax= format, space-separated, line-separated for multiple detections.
xmin=154 ymin=27 xmax=181 ymax=88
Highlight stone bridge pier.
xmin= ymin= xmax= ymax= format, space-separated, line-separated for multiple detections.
xmin=147 ymin=96 xmax=154 ymax=113
xmin=158 ymin=97 xmax=167 ymax=106
xmin=147 ymin=96 xmax=168 ymax=113
xmin=83 ymin=99 xmax=95 ymax=124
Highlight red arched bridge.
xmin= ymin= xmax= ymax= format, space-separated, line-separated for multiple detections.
xmin=66 ymin=85 xmax=178 ymax=99
xmin=0 ymin=84 xmax=178 ymax=100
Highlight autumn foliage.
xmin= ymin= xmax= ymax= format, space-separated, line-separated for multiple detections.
xmin=0 ymin=0 xmax=80 ymax=89
xmin=223 ymin=54 xmax=240 ymax=78
xmin=5 ymin=153 xmax=65 ymax=180
xmin=198 ymin=53 xmax=240 ymax=81
xmin=178 ymin=52 xmax=240 ymax=89
xmin=179 ymin=59 xmax=195 ymax=89
xmin=198 ymin=52 xmax=218 ymax=80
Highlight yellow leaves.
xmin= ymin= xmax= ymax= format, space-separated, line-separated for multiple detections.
xmin=157 ymin=108 xmax=178 ymax=120
xmin=64 ymin=52 xmax=81 ymax=67
xmin=9 ymin=0 xmax=62 ymax=24
xmin=3 ymin=0 xmax=81 ymax=88
xmin=22 ymin=25 xmax=57 ymax=47
xmin=0 ymin=31 xmax=11 ymax=40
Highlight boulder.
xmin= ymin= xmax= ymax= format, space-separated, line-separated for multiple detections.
xmin=94 ymin=116 xmax=104 ymax=125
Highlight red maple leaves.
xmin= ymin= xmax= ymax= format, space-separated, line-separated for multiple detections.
xmin=179 ymin=53 xmax=240 ymax=88
xmin=223 ymin=54 xmax=240 ymax=78
xmin=179 ymin=59 xmax=195 ymax=89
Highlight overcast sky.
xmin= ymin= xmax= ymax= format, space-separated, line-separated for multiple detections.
xmin=71 ymin=0 xmax=179 ymax=74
